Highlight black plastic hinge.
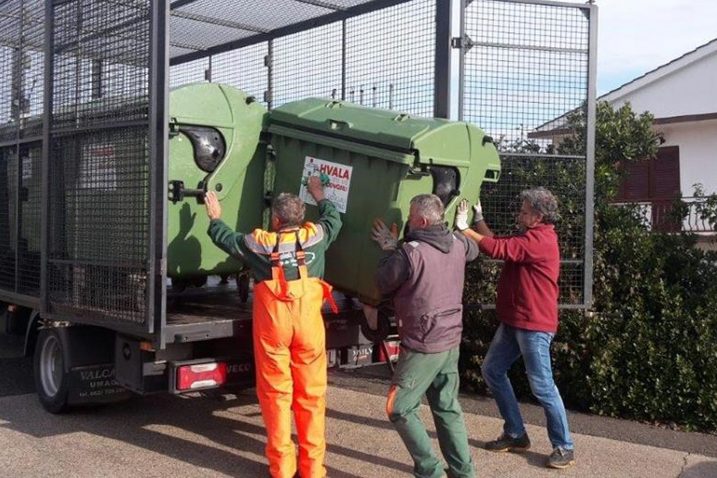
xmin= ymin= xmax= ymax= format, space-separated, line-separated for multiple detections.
xmin=451 ymin=35 xmax=475 ymax=52
xmin=169 ymin=180 xmax=185 ymax=203
xmin=169 ymin=180 xmax=205 ymax=204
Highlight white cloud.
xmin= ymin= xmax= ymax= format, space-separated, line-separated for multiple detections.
xmin=596 ymin=0 xmax=717 ymax=92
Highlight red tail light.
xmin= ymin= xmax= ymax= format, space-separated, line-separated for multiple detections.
xmin=176 ymin=362 xmax=227 ymax=391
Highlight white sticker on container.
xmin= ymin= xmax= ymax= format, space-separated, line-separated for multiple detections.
xmin=299 ymin=156 xmax=353 ymax=213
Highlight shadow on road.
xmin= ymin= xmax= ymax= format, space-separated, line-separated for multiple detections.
xmin=0 ymin=382 xmax=413 ymax=477
xmin=0 ymin=335 xmax=35 ymax=397
xmin=682 ymin=461 xmax=717 ymax=478
xmin=327 ymin=406 xmax=550 ymax=471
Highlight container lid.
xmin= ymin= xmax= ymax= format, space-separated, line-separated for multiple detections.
xmin=269 ymin=98 xmax=437 ymax=148
xmin=269 ymin=98 xmax=497 ymax=168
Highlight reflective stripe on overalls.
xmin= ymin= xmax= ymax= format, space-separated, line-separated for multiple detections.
xmin=252 ymin=231 xmax=337 ymax=478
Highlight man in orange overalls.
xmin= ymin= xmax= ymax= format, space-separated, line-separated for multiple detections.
xmin=204 ymin=176 xmax=341 ymax=478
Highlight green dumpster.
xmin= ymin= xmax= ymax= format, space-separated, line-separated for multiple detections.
xmin=268 ymin=98 xmax=501 ymax=305
xmin=167 ymin=83 xmax=266 ymax=284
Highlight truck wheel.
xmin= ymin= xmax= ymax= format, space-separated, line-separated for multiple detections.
xmin=33 ymin=329 xmax=70 ymax=414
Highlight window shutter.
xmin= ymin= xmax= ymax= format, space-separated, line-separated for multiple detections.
xmin=650 ymin=146 xmax=680 ymax=199
xmin=617 ymin=159 xmax=650 ymax=200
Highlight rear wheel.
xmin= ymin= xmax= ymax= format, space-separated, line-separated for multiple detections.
xmin=33 ymin=328 xmax=70 ymax=414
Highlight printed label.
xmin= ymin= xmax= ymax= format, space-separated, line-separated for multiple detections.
xmin=299 ymin=156 xmax=353 ymax=213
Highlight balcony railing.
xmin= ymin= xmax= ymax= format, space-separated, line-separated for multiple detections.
xmin=614 ymin=197 xmax=717 ymax=234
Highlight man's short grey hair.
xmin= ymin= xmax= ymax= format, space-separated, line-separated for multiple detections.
xmin=520 ymin=187 xmax=559 ymax=224
xmin=410 ymin=194 xmax=444 ymax=225
xmin=272 ymin=193 xmax=305 ymax=228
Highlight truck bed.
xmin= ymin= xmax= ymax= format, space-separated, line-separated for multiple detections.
xmin=163 ymin=277 xmax=367 ymax=346
xmin=165 ymin=281 xmax=253 ymax=343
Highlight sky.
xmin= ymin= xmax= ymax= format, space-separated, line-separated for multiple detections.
xmin=595 ymin=0 xmax=717 ymax=95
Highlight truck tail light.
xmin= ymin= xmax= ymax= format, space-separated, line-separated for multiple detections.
xmin=176 ymin=362 xmax=227 ymax=391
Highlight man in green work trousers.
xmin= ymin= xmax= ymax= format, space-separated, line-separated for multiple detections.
xmin=371 ymin=194 xmax=479 ymax=478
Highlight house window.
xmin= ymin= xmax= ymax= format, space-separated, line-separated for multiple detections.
xmin=616 ymin=146 xmax=681 ymax=232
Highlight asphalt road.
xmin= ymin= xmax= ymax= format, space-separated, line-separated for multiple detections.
xmin=2 ymin=334 xmax=716 ymax=477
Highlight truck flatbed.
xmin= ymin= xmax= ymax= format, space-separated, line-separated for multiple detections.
xmin=166 ymin=281 xmax=252 ymax=344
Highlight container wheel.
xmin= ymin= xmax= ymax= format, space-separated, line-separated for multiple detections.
xmin=360 ymin=307 xmax=392 ymax=343
xmin=237 ymin=273 xmax=250 ymax=303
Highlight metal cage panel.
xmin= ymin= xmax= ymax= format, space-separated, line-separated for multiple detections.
xmin=479 ymin=154 xmax=587 ymax=306
xmin=0 ymin=0 xmax=44 ymax=301
xmin=460 ymin=0 xmax=595 ymax=307
xmin=345 ymin=0 xmax=436 ymax=116
xmin=47 ymin=0 xmax=155 ymax=328
xmin=17 ymin=142 xmax=42 ymax=295
xmin=168 ymin=0 xmax=437 ymax=116
xmin=211 ymin=42 xmax=267 ymax=104
xmin=169 ymin=57 xmax=207 ymax=89
xmin=1 ymin=0 xmax=595 ymax=332
xmin=0 ymin=147 xmax=16 ymax=291
xmin=272 ymin=22 xmax=343 ymax=106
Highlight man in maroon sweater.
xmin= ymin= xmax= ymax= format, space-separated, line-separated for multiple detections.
xmin=455 ymin=187 xmax=575 ymax=469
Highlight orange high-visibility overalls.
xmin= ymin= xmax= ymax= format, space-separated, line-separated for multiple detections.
xmin=252 ymin=231 xmax=337 ymax=478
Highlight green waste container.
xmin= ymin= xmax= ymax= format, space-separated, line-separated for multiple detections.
xmin=268 ymin=98 xmax=500 ymax=305
xmin=167 ymin=84 xmax=266 ymax=284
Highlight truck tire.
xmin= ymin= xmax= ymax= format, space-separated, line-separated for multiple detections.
xmin=33 ymin=329 xmax=70 ymax=414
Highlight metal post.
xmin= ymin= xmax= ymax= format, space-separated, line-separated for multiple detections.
xmin=74 ymin=1 xmax=82 ymax=121
xmin=266 ymin=40 xmax=273 ymax=109
xmin=205 ymin=54 xmax=212 ymax=82
xmin=13 ymin=0 xmax=27 ymax=293
xmin=341 ymin=19 xmax=346 ymax=101
xmin=457 ymin=0 xmax=466 ymax=121
xmin=13 ymin=147 xmax=20 ymax=294
xmin=433 ymin=0 xmax=452 ymax=118
xmin=149 ymin=0 xmax=169 ymax=343
xmin=40 ymin=0 xmax=54 ymax=314
xmin=583 ymin=4 xmax=598 ymax=309
xmin=91 ymin=59 xmax=102 ymax=99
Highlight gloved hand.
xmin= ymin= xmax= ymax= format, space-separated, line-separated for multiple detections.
xmin=306 ymin=175 xmax=326 ymax=202
xmin=472 ymin=201 xmax=484 ymax=224
xmin=455 ymin=199 xmax=470 ymax=231
xmin=371 ymin=219 xmax=398 ymax=251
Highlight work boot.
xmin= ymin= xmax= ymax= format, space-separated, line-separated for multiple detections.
xmin=546 ymin=447 xmax=575 ymax=469
xmin=484 ymin=432 xmax=531 ymax=452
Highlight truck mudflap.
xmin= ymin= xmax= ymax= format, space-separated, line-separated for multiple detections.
xmin=67 ymin=363 xmax=133 ymax=405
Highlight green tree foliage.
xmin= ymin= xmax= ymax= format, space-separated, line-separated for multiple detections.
xmin=462 ymin=101 xmax=717 ymax=431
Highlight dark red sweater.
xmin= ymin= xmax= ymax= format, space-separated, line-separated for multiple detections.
xmin=478 ymin=224 xmax=560 ymax=333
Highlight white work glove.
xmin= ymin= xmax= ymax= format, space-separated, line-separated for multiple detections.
xmin=472 ymin=201 xmax=484 ymax=224
xmin=455 ymin=199 xmax=470 ymax=231
xmin=371 ymin=219 xmax=398 ymax=251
